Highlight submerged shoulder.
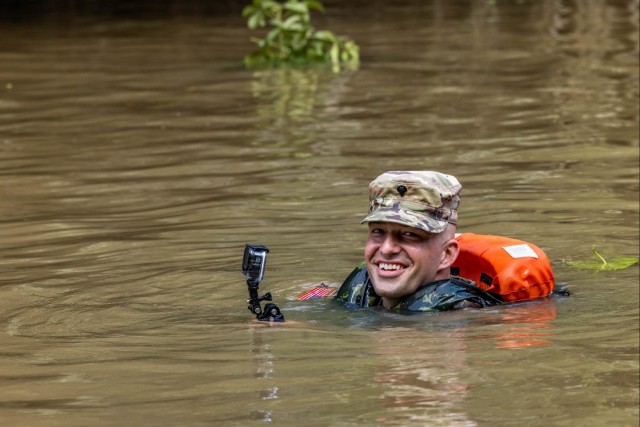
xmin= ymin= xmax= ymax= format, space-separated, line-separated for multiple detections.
xmin=396 ymin=276 xmax=502 ymax=312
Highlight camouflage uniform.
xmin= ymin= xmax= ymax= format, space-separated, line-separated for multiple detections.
xmin=334 ymin=264 xmax=502 ymax=312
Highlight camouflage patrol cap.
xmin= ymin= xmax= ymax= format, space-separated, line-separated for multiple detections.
xmin=361 ymin=171 xmax=462 ymax=233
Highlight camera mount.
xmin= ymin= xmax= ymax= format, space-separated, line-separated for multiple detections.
xmin=242 ymin=244 xmax=285 ymax=322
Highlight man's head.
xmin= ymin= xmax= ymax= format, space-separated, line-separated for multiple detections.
xmin=361 ymin=171 xmax=462 ymax=308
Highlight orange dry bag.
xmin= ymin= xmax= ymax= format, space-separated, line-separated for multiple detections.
xmin=451 ymin=233 xmax=555 ymax=302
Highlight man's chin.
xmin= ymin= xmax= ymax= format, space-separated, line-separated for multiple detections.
xmin=371 ymin=277 xmax=405 ymax=298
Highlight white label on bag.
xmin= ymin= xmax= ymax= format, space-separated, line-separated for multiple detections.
xmin=503 ymin=244 xmax=538 ymax=259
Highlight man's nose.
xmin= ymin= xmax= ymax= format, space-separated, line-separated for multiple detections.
xmin=380 ymin=234 xmax=401 ymax=254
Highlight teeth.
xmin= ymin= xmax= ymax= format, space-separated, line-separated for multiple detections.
xmin=379 ymin=263 xmax=403 ymax=271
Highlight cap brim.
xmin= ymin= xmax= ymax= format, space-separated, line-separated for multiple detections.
xmin=360 ymin=208 xmax=448 ymax=234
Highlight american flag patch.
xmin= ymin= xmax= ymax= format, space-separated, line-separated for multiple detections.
xmin=296 ymin=284 xmax=336 ymax=300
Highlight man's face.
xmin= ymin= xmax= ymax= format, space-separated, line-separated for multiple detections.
xmin=364 ymin=222 xmax=451 ymax=308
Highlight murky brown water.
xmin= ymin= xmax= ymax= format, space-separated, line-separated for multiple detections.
xmin=1 ymin=1 xmax=638 ymax=426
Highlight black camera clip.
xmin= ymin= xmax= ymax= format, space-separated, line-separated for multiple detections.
xmin=242 ymin=244 xmax=285 ymax=322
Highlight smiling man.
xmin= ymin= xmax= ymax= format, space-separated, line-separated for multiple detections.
xmin=334 ymin=171 xmax=501 ymax=312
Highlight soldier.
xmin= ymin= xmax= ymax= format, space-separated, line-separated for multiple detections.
xmin=334 ymin=171 xmax=501 ymax=312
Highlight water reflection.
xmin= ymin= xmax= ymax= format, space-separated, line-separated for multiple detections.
xmin=490 ymin=300 xmax=558 ymax=350
xmin=337 ymin=299 xmax=563 ymax=425
xmin=250 ymin=68 xmax=357 ymax=158
xmin=249 ymin=327 xmax=280 ymax=423
xmin=371 ymin=327 xmax=474 ymax=426
xmin=252 ymin=69 xmax=320 ymax=127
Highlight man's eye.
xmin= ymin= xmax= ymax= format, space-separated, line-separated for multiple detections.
xmin=401 ymin=231 xmax=420 ymax=239
xmin=370 ymin=228 xmax=384 ymax=235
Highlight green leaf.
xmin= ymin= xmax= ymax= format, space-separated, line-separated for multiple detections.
xmin=329 ymin=42 xmax=340 ymax=72
xmin=286 ymin=23 xmax=305 ymax=32
xmin=605 ymin=257 xmax=640 ymax=270
xmin=342 ymin=40 xmax=360 ymax=62
xmin=312 ymin=30 xmax=337 ymax=43
xmin=282 ymin=14 xmax=302 ymax=30
xmin=566 ymin=246 xmax=639 ymax=271
xmin=265 ymin=29 xmax=280 ymax=44
xmin=260 ymin=0 xmax=281 ymax=17
xmin=261 ymin=0 xmax=281 ymax=9
xmin=247 ymin=12 xmax=266 ymax=29
xmin=284 ymin=1 xmax=309 ymax=14
xmin=305 ymin=0 xmax=325 ymax=12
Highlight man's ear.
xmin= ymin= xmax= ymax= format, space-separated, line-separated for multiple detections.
xmin=439 ymin=238 xmax=459 ymax=270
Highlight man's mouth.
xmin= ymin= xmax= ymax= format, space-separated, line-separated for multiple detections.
xmin=378 ymin=262 xmax=406 ymax=272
